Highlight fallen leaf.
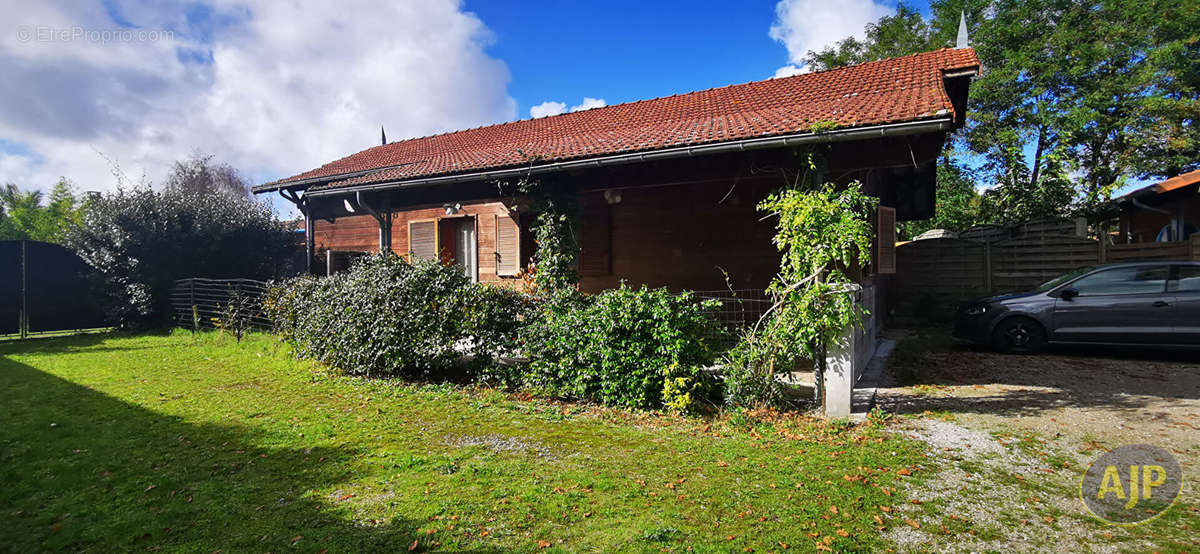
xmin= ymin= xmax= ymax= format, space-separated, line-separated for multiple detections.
xmin=537 ymin=540 xmax=551 ymax=549
xmin=836 ymin=529 xmax=849 ymax=537
xmin=409 ymin=539 xmax=418 ymax=551
xmin=905 ymin=519 xmax=920 ymax=529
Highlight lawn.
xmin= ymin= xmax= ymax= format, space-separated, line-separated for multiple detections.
xmin=1 ymin=331 xmax=927 ymax=553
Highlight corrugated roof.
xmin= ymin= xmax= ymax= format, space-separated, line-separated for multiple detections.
xmin=257 ymin=48 xmax=979 ymax=192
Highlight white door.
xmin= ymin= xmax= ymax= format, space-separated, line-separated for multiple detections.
xmin=454 ymin=218 xmax=477 ymax=282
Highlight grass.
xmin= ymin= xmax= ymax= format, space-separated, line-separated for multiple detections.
xmin=1 ymin=331 xmax=929 ymax=552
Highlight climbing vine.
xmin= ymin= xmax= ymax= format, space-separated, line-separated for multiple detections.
xmin=724 ymin=180 xmax=877 ymax=410
xmin=516 ymin=177 xmax=579 ymax=295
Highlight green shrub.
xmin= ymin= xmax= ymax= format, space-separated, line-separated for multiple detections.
xmin=266 ymin=255 xmax=528 ymax=378
xmin=523 ymin=284 xmax=723 ymax=410
xmin=66 ymin=161 xmax=294 ymax=329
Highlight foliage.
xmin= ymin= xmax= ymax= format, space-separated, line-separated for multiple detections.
xmin=65 ymin=162 xmax=293 ymax=328
xmin=162 ymin=153 xmax=252 ymax=197
xmin=0 ymin=180 xmax=87 ymax=243
xmin=725 ymin=183 xmax=877 ymax=408
xmin=214 ymin=283 xmax=255 ymax=342
xmin=803 ymin=3 xmax=937 ymax=71
xmin=266 ymin=255 xmax=529 ymax=378
xmin=966 ymin=0 xmax=1199 ymax=214
xmin=803 ymin=0 xmax=1200 ymax=221
xmin=522 ymin=284 xmax=722 ymax=411
xmin=517 ymin=178 xmax=579 ymax=294
xmin=975 ymin=143 xmax=1078 ymax=225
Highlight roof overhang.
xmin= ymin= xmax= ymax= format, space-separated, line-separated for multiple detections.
xmin=270 ymin=117 xmax=955 ymax=199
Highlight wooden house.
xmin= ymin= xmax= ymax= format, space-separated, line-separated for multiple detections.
xmin=253 ymin=48 xmax=980 ymax=297
xmin=1116 ymin=169 xmax=1200 ymax=243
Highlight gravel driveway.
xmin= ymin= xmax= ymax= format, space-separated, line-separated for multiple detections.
xmin=875 ymin=329 xmax=1200 ymax=552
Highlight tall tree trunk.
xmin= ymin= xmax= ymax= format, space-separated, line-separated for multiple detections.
xmin=1028 ymin=124 xmax=1047 ymax=190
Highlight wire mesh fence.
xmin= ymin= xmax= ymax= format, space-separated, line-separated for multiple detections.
xmin=693 ymin=289 xmax=771 ymax=344
xmin=170 ymin=278 xmax=272 ymax=332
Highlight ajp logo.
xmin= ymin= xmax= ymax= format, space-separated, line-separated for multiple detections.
xmin=1080 ymin=444 xmax=1182 ymax=525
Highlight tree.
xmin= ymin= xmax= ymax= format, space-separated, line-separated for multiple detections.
xmin=66 ymin=159 xmax=294 ymax=329
xmin=0 ymin=179 xmax=87 ymax=243
xmin=801 ymin=0 xmax=1200 ymax=222
xmin=163 ymin=154 xmax=251 ymax=197
xmin=804 ymin=3 xmax=936 ymax=71
xmin=965 ymin=0 xmax=1199 ymax=214
xmin=724 ymin=183 xmax=877 ymax=410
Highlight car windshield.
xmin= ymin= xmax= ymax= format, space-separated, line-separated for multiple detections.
xmin=1033 ymin=266 xmax=1096 ymax=292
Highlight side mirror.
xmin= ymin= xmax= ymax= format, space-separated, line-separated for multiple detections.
xmin=1060 ymin=288 xmax=1079 ymax=300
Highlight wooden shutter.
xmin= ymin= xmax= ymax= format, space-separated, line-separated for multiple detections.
xmin=579 ymin=199 xmax=611 ymax=276
xmin=876 ymin=206 xmax=896 ymax=274
xmin=408 ymin=220 xmax=437 ymax=261
xmin=494 ymin=214 xmax=520 ymax=276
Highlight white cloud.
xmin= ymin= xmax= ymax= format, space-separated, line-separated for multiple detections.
xmin=569 ymin=97 xmax=606 ymax=112
xmin=768 ymin=0 xmax=892 ymax=74
xmin=530 ymin=101 xmax=567 ymax=118
xmin=0 ymin=0 xmax=517 ymax=210
xmin=772 ymin=65 xmax=807 ymax=78
xmin=529 ymin=97 xmax=606 ymax=118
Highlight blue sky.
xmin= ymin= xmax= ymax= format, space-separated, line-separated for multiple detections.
xmin=468 ymin=0 xmax=931 ymax=119
xmin=0 ymin=0 xmax=1148 ymax=217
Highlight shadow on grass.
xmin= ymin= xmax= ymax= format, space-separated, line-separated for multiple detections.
xmin=881 ymin=326 xmax=1200 ymax=417
xmin=0 ymin=357 xmax=503 ymax=552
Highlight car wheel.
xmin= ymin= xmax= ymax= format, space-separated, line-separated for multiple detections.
xmin=990 ymin=317 xmax=1046 ymax=354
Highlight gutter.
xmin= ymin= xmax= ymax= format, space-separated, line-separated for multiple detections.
xmin=280 ymin=117 xmax=953 ymax=199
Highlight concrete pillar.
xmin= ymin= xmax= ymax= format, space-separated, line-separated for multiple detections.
xmin=823 ymin=324 xmax=855 ymax=418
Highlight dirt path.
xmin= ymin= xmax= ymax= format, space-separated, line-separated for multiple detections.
xmin=877 ymin=330 xmax=1200 ymax=552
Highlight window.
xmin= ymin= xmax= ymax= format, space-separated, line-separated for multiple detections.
xmin=408 ymin=220 xmax=436 ymax=261
xmin=1069 ymin=266 xmax=1168 ymax=296
xmin=1170 ymin=265 xmax=1200 ymax=292
xmin=494 ymin=214 xmax=520 ymax=276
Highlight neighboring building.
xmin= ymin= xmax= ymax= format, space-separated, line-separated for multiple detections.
xmin=1116 ymin=169 xmax=1200 ymax=243
xmin=253 ymin=48 xmax=980 ymax=299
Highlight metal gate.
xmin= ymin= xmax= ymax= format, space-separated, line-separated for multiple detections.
xmin=0 ymin=240 xmax=107 ymax=337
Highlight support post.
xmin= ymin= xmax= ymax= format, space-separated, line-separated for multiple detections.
xmin=1098 ymin=222 xmax=1108 ymax=263
xmin=304 ymin=210 xmax=314 ymax=274
xmin=19 ymin=240 xmax=27 ymax=340
xmin=983 ymin=241 xmax=992 ymax=294
xmin=823 ymin=324 xmax=855 ymax=418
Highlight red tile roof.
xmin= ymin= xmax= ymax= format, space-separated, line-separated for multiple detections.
xmin=1155 ymin=169 xmax=1200 ymax=193
xmin=259 ymin=48 xmax=979 ymax=192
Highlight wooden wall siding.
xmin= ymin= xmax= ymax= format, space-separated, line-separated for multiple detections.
xmin=875 ymin=206 xmax=896 ymax=274
xmin=578 ymin=192 xmax=612 ymax=277
xmin=313 ymin=200 xmax=520 ymax=285
xmin=579 ymin=178 xmax=782 ymax=293
xmin=311 ymin=214 xmax=380 ymax=254
xmin=1120 ymin=195 xmax=1200 ymax=243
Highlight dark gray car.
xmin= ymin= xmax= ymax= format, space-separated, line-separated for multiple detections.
xmin=953 ymin=261 xmax=1200 ymax=353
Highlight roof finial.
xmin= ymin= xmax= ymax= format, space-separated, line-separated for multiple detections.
xmin=955 ymin=11 xmax=969 ymax=49
xmin=380 ymin=125 xmax=387 ymax=145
